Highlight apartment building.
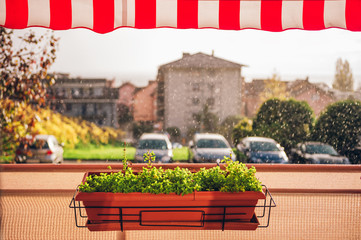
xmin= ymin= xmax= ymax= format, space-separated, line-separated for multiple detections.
xmin=156 ymin=52 xmax=245 ymax=136
xmin=48 ymin=74 xmax=119 ymax=128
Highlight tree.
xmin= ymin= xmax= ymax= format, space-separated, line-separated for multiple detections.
xmin=166 ymin=126 xmax=181 ymax=142
xmin=232 ymin=117 xmax=253 ymax=146
xmin=192 ymin=105 xmax=219 ymax=133
xmin=253 ymin=98 xmax=314 ymax=153
xmin=260 ymin=74 xmax=289 ymax=101
xmin=311 ymin=100 xmax=361 ymax=158
xmin=0 ymin=27 xmax=58 ymax=158
xmin=219 ymin=115 xmax=242 ymax=144
xmin=332 ymin=58 xmax=354 ymax=92
xmin=132 ymin=121 xmax=153 ymax=140
xmin=117 ymin=104 xmax=133 ymax=125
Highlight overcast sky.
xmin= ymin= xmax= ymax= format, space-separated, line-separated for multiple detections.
xmin=14 ymin=27 xmax=361 ymax=88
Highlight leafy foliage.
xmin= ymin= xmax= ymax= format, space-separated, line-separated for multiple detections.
xmin=260 ymin=74 xmax=289 ymax=101
xmin=79 ymin=156 xmax=262 ymax=194
xmin=232 ymin=117 xmax=253 ymax=146
xmin=332 ymin=58 xmax=354 ymax=92
xmin=0 ymin=102 xmax=124 ymax=160
xmin=218 ymin=115 xmax=242 ymax=144
xmin=166 ymin=126 xmax=181 ymax=142
xmin=311 ymin=100 xmax=361 ymax=155
xmin=194 ymin=166 xmax=226 ymax=191
xmin=0 ymin=27 xmax=58 ymax=157
xmin=191 ymin=105 xmax=219 ymax=134
xmin=252 ymin=98 xmax=314 ymax=152
xmin=132 ymin=121 xmax=153 ymax=139
xmin=117 ymin=104 xmax=133 ymax=124
xmin=221 ymin=157 xmax=262 ymax=192
xmin=33 ymin=107 xmax=124 ymax=149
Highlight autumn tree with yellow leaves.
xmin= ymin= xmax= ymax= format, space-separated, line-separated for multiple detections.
xmin=260 ymin=74 xmax=289 ymax=101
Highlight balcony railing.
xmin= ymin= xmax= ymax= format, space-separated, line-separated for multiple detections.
xmin=1 ymin=164 xmax=360 ymax=240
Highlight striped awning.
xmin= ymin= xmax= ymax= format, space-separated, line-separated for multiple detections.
xmin=1 ymin=0 xmax=360 ymax=33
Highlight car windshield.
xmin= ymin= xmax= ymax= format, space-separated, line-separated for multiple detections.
xmin=196 ymin=139 xmax=228 ymax=149
xmin=250 ymin=142 xmax=280 ymax=152
xmin=138 ymin=139 xmax=168 ymax=150
xmin=29 ymin=140 xmax=49 ymax=150
xmin=305 ymin=144 xmax=339 ymax=155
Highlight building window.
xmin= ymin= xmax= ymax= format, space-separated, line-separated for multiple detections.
xmin=208 ymin=83 xmax=215 ymax=92
xmin=82 ymin=104 xmax=86 ymax=115
xmin=66 ymin=104 xmax=72 ymax=111
xmin=192 ymin=97 xmax=200 ymax=105
xmin=63 ymin=89 xmax=68 ymax=97
xmin=87 ymin=103 xmax=94 ymax=114
xmin=56 ymin=88 xmax=64 ymax=97
xmin=206 ymin=97 xmax=215 ymax=106
xmin=192 ymin=83 xmax=200 ymax=91
xmin=94 ymin=88 xmax=103 ymax=96
xmin=72 ymin=88 xmax=80 ymax=97
xmin=312 ymin=93 xmax=320 ymax=101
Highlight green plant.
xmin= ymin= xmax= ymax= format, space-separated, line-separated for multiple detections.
xmin=79 ymin=155 xmax=263 ymax=195
xmin=1 ymin=28 xmax=58 ymax=158
xmin=143 ymin=151 xmax=156 ymax=167
xmin=232 ymin=117 xmax=253 ymax=146
xmin=166 ymin=126 xmax=181 ymax=142
xmin=253 ymin=98 xmax=314 ymax=153
xmin=219 ymin=115 xmax=242 ymax=144
xmin=221 ymin=157 xmax=262 ymax=192
xmin=132 ymin=121 xmax=153 ymax=139
xmin=311 ymin=100 xmax=361 ymax=156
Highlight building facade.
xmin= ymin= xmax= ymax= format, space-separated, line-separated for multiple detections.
xmin=118 ymin=82 xmax=136 ymax=109
xmin=48 ymin=74 xmax=119 ymax=128
xmin=287 ymin=79 xmax=335 ymax=116
xmin=156 ymin=52 xmax=245 ymax=137
xmin=133 ymin=80 xmax=158 ymax=123
xmin=244 ymin=78 xmax=336 ymax=117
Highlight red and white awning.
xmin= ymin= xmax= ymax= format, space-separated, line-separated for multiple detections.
xmin=1 ymin=0 xmax=360 ymax=33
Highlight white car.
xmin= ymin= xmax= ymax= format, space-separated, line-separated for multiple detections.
xmin=189 ymin=133 xmax=236 ymax=163
xmin=15 ymin=135 xmax=64 ymax=164
xmin=135 ymin=133 xmax=173 ymax=163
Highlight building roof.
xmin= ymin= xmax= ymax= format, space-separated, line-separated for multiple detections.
xmin=119 ymin=81 xmax=136 ymax=89
xmin=133 ymin=81 xmax=157 ymax=95
xmin=245 ymin=79 xmax=267 ymax=95
xmin=286 ymin=78 xmax=332 ymax=97
xmin=245 ymin=77 xmax=334 ymax=98
xmin=159 ymin=52 xmax=246 ymax=69
xmin=54 ymin=77 xmax=108 ymax=85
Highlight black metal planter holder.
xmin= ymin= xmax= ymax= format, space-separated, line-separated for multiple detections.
xmin=69 ymin=185 xmax=276 ymax=231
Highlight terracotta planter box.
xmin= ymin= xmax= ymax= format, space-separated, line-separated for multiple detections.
xmin=74 ymin=172 xmax=266 ymax=231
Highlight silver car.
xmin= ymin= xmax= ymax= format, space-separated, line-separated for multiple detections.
xmin=15 ymin=135 xmax=64 ymax=164
xmin=135 ymin=133 xmax=173 ymax=163
xmin=189 ymin=133 xmax=236 ymax=163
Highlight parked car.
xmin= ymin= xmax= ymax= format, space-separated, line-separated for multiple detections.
xmin=189 ymin=133 xmax=236 ymax=163
xmin=237 ymin=137 xmax=289 ymax=164
xmin=135 ymin=133 xmax=173 ymax=163
xmin=344 ymin=147 xmax=361 ymax=164
xmin=290 ymin=142 xmax=350 ymax=164
xmin=15 ymin=135 xmax=64 ymax=164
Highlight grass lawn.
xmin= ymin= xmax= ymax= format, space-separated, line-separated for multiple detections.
xmin=172 ymin=147 xmax=190 ymax=162
xmin=0 ymin=156 xmax=14 ymax=164
xmin=64 ymin=145 xmax=190 ymax=162
xmin=64 ymin=146 xmax=136 ymax=161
